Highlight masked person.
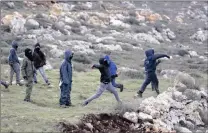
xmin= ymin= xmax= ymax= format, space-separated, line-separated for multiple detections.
xmin=83 ymin=57 xmax=122 ymax=106
xmin=21 ymin=48 xmax=35 ymax=102
xmin=137 ymin=49 xmax=170 ymax=97
xmin=8 ymin=41 xmax=23 ymax=86
xmin=59 ymin=50 xmax=74 ymax=108
xmin=33 ymin=43 xmax=50 ymax=85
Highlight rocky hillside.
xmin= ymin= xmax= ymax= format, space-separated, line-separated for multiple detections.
xmin=1 ymin=1 xmax=207 ymax=76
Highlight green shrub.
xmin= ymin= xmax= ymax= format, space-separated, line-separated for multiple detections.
xmin=73 ymin=53 xmax=92 ymax=64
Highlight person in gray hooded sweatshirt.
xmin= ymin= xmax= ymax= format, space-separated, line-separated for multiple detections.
xmin=8 ymin=41 xmax=23 ymax=86
xmin=59 ymin=50 xmax=74 ymax=108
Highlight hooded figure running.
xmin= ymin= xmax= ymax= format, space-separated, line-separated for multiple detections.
xmin=8 ymin=41 xmax=23 ymax=86
xmin=21 ymin=48 xmax=35 ymax=102
xmin=83 ymin=57 xmax=122 ymax=106
xmin=104 ymin=55 xmax=124 ymax=92
xmin=33 ymin=43 xmax=50 ymax=85
xmin=59 ymin=50 xmax=74 ymax=108
xmin=137 ymin=49 xmax=170 ymax=97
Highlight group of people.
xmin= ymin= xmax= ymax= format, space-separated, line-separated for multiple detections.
xmin=1 ymin=40 xmax=170 ymax=108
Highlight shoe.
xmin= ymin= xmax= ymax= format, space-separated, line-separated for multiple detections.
xmin=16 ymin=82 xmax=23 ymax=86
xmin=4 ymin=84 xmax=9 ymax=89
xmin=120 ymin=84 xmax=124 ymax=92
xmin=24 ymin=99 xmax=31 ymax=102
xmin=156 ymin=89 xmax=160 ymax=95
xmin=82 ymin=102 xmax=88 ymax=106
xmin=137 ymin=91 xmax=143 ymax=98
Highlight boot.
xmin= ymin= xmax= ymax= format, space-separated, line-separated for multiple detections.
xmin=156 ymin=89 xmax=160 ymax=95
xmin=137 ymin=91 xmax=143 ymax=98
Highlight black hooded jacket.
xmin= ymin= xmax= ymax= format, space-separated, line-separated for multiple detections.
xmin=33 ymin=43 xmax=46 ymax=69
xmin=93 ymin=57 xmax=111 ymax=84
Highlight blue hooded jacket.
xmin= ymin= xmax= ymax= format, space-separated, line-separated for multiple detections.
xmin=144 ymin=49 xmax=169 ymax=73
xmin=104 ymin=55 xmax=117 ymax=76
xmin=8 ymin=41 xmax=20 ymax=64
xmin=60 ymin=50 xmax=73 ymax=84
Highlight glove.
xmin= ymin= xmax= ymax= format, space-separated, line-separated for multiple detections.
xmin=23 ymin=76 xmax=28 ymax=80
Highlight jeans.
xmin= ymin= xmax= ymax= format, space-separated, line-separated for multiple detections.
xmin=34 ymin=67 xmax=48 ymax=83
xmin=10 ymin=63 xmax=20 ymax=84
xmin=84 ymin=82 xmax=121 ymax=104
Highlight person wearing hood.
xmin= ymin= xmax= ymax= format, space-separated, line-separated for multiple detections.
xmin=104 ymin=55 xmax=124 ymax=92
xmin=33 ymin=43 xmax=50 ymax=85
xmin=59 ymin=50 xmax=74 ymax=108
xmin=21 ymin=48 xmax=35 ymax=102
xmin=83 ymin=57 xmax=122 ymax=106
xmin=8 ymin=41 xmax=23 ymax=86
xmin=137 ymin=49 xmax=170 ymax=97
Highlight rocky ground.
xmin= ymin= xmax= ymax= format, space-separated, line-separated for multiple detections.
xmin=0 ymin=1 xmax=208 ymax=133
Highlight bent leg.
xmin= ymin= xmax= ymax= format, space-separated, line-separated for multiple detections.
xmin=84 ymin=83 xmax=107 ymax=104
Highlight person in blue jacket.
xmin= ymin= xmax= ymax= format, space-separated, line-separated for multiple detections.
xmin=104 ymin=55 xmax=124 ymax=92
xmin=137 ymin=49 xmax=170 ymax=97
xmin=59 ymin=50 xmax=74 ymax=108
xmin=8 ymin=41 xmax=23 ymax=86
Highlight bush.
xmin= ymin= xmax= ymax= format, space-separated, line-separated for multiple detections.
xmin=121 ymin=70 xmax=144 ymax=79
xmin=121 ymin=44 xmax=133 ymax=51
xmin=73 ymin=53 xmax=92 ymax=64
xmin=73 ymin=62 xmax=87 ymax=72
xmin=124 ymin=17 xmax=140 ymax=25
xmin=177 ymin=49 xmax=189 ymax=56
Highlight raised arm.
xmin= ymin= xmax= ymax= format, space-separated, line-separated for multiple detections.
xmin=153 ymin=54 xmax=170 ymax=60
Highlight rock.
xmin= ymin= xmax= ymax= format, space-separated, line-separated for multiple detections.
xmin=123 ymin=112 xmax=138 ymax=123
xmin=175 ymin=82 xmax=188 ymax=92
xmin=199 ymin=108 xmax=208 ymax=125
xmin=25 ymin=19 xmax=39 ymax=30
xmin=6 ymin=2 xmax=15 ymax=9
xmin=180 ymin=120 xmax=195 ymax=129
xmin=184 ymin=89 xmax=201 ymax=101
xmin=189 ymin=51 xmax=198 ymax=57
xmin=190 ymin=29 xmax=208 ymax=42
xmin=174 ymin=126 xmax=192 ymax=133
xmin=110 ymin=19 xmax=130 ymax=28
xmin=52 ymin=22 xmax=68 ymax=35
xmin=138 ymin=112 xmax=153 ymax=123
xmin=196 ymin=130 xmax=203 ymax=133
xmin=186 ymin=111 xmax=204 ymax=126
xmin=84 ymin=123 xmax=93 ymax=131
xmin=163 ymin=28 xmax=176 ymax=40
xmin=97 ymin=44 xmax=122 ymax=51
xmin=172 ymin=91 xmax=187 ymax=102
xmin=135 ymin=33 xmax=160 ymax=44
xmin=200 ymin=91 xmax=208 ymax=99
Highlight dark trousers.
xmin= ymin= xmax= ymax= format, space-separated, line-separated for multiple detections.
xmin=139 ymin=72 xmax=159 ymax=93
xmin=59 ymin=83 xmax=71 ymax=105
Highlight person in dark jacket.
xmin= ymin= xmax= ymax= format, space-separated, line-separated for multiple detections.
xmin=8 ymin=41 xmax=23 ymax=86
xmin=33 ymin=43 xmax=50 ymax=85
xmin=83 ymin=57 xmax=121 ymax=106
xmin=59 ymin=50 xmax=74 ymax=108
xmin=104 ymin=55 xmax=124 ymax=92
xmin=137 ymin=49 xmax=170 ymax=97
xmin=0 ymin=80 xmax=9 ymax=89
xmin=21 ymin=48 xmax=35 ymax=102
